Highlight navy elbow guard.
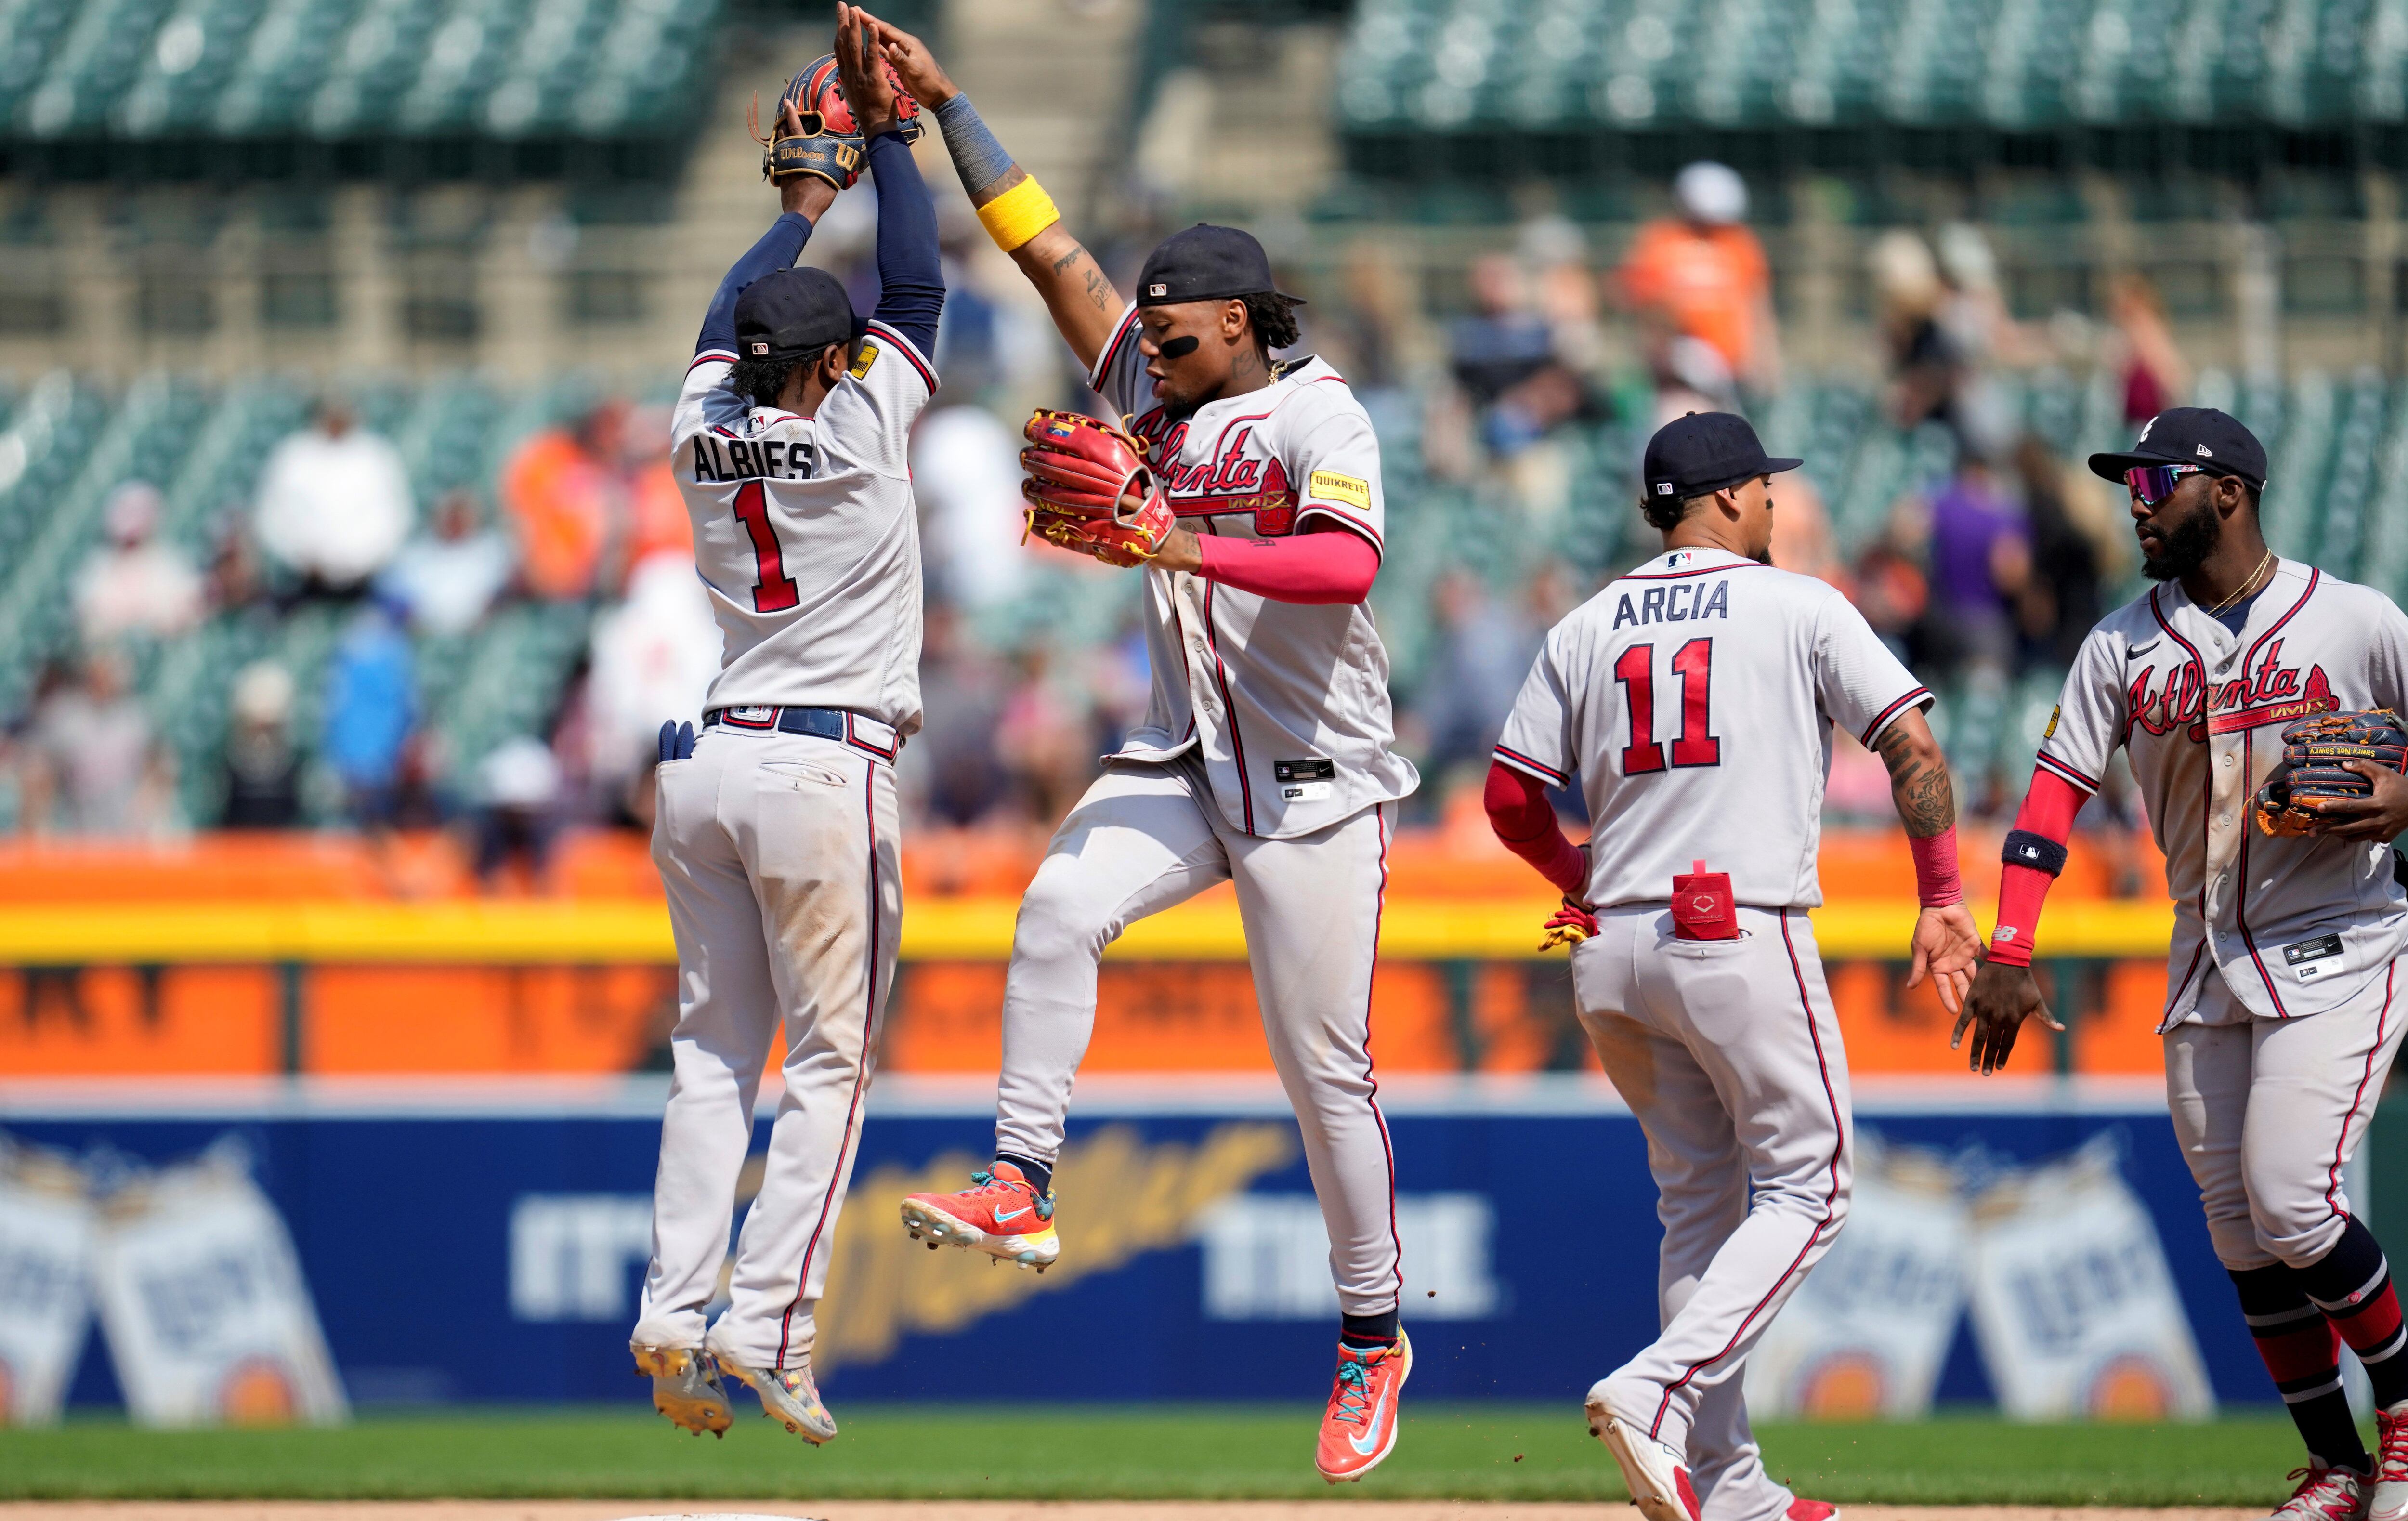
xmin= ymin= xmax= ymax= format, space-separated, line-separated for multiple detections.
xmin=2002 ymin=829 xmax=2067 ymax=877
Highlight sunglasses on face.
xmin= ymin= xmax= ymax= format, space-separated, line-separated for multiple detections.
xmin=2123 ymin=463 xmax=2209 ymax=506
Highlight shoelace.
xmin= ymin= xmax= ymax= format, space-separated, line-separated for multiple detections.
xmin=2282 ymin=1467 xmax=2357 ymax=1519
xmin=2378 ymin=1415 xmax=2408 ymax=1485
xmin=1329 ymin=1356 xmax=1373 ymax=1428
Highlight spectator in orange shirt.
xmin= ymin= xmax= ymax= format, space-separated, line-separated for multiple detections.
xmin=1618 ymin=161 xmax=1781 ymax=395
xmin=499 ymin=400 xmax=627 ymax=601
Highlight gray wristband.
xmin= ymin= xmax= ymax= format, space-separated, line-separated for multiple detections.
xmin=933 ymin=92 xmax=1015 ymax=198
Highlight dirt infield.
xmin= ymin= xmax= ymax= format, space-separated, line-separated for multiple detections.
xmin=0 ymin=1507 xmax=2269 ymax=1521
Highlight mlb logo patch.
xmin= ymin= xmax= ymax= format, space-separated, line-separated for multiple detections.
xmin=750 ymin=342 xmax=769 ymax=355
xmin=1667 ymin=551 xmax=1693 ymax=568
xmin=1148 ymin=283 xmax=1167 ymax=297
xmin=1654 ymin=482 xmax=1673 ymax=494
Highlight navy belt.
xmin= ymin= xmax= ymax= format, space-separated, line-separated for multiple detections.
xmin=702 ymin=705 xmax=899 ymax=760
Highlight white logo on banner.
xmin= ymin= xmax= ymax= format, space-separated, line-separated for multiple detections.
xmin=88 ymin=1139 xmax=348 ymax=1427
xmin=510 ymin=1194 xmax=653 ymax=1321
xmin=1194 ymin=1193 xmax=1500 ymax=1320
xmin=1746 ymin=1132 xmax=1970 ymax=1419
xmin=1967 ymin=1133 xmax=2215 ymax=1420
xmin=0 ymin=1137 xmax=95 ymax=1426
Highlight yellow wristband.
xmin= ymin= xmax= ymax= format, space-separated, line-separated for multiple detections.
xmin=977 ymin=175 xmax=1060 ymax=253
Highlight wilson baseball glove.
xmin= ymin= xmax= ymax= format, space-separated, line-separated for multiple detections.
xmin=1019 ymin=409 xmax=1175 ymax=568
xmin=753 ymin=52 xmax=922 ymax=191
xmin=2253 ymin=708 xmax=2408 ymax=836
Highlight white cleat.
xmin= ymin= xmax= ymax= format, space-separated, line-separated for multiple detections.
xmin=631 ymin=1344 xmax=731 ymax=1437
xmin=2270 ymin=1464 xmax=2370 ymax=1521
xmin=1586 ymin=1388 xmax=1701 ymax=1521
xmin=719 ymin=1358 xmax=838 ymax=1445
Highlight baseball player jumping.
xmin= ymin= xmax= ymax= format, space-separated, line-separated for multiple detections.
xmin=1489 ymin=413 xmax=1981 ymax=1521
xmin=628 ymin=9 xmax=941 ymax=1446
xmin=1960 ymin=409 xmax=2408 ymax=1521
xmin=860 ymin=12 xmax=1421 ymax=1482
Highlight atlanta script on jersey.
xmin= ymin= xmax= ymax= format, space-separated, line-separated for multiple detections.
xmin=1086 ymin=307 xmax=1417 ymax=838
xmin=2037 ymin=559 xmax=2408 ymax=1028
xmin=672 ymin=322 xmax=936 ymax=730
xmin=1493 ymin=546 xmax=1929 ymax=910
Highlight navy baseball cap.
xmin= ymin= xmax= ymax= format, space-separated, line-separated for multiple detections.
xmin=733 ymin=267 xmax=855 ymax=360
xmin=1642 ymin=412 xmax=1802 ymax=502
xmin=2088 ymin=407 xmax=2268 ymax=493
xmin=1136 ymin=224 xmax=1305 ymax=308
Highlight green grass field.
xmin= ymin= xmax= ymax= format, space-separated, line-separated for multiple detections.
xmin=0 ymin=1406 xmax=2318 ymax=1504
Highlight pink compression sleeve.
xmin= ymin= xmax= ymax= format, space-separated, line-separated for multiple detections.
xmin=1194 ymin=529 xmax=1378 ymax=604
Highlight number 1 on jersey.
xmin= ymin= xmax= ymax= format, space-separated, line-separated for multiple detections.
xmin=732 ymin=479 xmax=799 ymax=613
xmin=1615 ymin=637 xmax=1719 ymax=775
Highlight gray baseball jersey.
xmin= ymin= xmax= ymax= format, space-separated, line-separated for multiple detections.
xmin=2036 ymin=559 xmax=2408 ymax=1030
xmin=674 ymin=322 xmax=936 ymax=731
xmin=1493 ymin=546 xmax=1930 ymax=909
xmin=1088 ymin=309 xmax=1418 ymax=838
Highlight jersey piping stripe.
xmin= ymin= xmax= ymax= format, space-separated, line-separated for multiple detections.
xmin=2233 ymin=741 xmax=2291 ymax=1017
xmin=1297 ymin=509 xmax=1386 ymax=563
xmin=1616 ymin=561 xmax=1776 ymax=583
xmin=863 ymin=320 xmax=938 ymax=393
xmin=690 ymin=349 xmax=736 ymax=372
xmin=778 ymin=762 xmax=884 ymax=1368
xmin=2149 ymin=589 xmax=2219 ymax=1022
xmin=2326 ymin=962 xmax=2396 ymax=1221
xmin=1493 ymin=744 xmax=1569 ymax=786
xmin=2160 ymin=939 xmax=2210 ymax=1031
xmin=2034 ymin=751 xmax=2100 ymax=793
xmin=2228 ymin=567 xmax=2319 ymax=1019
xmin=1649 ymin=909 xmax=1845 ymax=1440
xmin=1088 ymin=305 xmax=1140 ymax=391
xmin=1858 ymin=686 xmax=1933 ymax=748
xmin=1362 ymin=805 xmax=1406 ymax=1307
xmin=1202 ymin=580 xmax=1256 ymax=835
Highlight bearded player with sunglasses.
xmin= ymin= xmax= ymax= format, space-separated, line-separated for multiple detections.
xmin=1959 ymin=408 xmax=2408 ymax=1521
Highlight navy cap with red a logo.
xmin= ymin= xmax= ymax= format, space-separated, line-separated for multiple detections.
xmin=2088 ymin=407 xmax=2268 ymax=493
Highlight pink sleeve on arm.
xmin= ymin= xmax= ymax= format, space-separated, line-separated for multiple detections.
xmin=1194 ymin=529 xmax=1378 ymax=605
xmin=1483 ymin=760 xmax=1587 ymax=897
xmin=1987 ymin=766 xmax=2089 ymax=967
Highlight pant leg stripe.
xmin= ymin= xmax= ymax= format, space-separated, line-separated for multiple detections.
xmin=777 ymin=760 xmax=886 ymax=1368
xmin=1647 ymin=910 xmax=1846 ymax=1441
xmin=2325 ymin=963 xmax=2395 ymax=1222
xmin=1363 ymin=805 xmax=1404 ymax=1306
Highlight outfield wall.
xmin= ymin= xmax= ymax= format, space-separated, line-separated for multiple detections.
xmin=0 ymin=1075 xmax=2363 ymax=1419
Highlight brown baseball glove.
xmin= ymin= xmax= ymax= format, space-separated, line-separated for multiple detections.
xmin=2253 ymin=708 xmax=2408 ymax=836
xmin=1019 ymin=409 xmax=1176 ymax=568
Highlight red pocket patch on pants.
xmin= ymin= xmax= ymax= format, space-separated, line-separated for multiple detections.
xmin=1672 ymin=861 xmax=1740 ymax=941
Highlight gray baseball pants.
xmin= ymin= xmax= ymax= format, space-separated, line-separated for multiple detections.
xmin=1573 ymin=903 xmax=1853 ymax=1521
xmin=631 ymin=727 xmax=902 ymax=1370
xmin=991 ymin=758 xmax=1403 ymax=1318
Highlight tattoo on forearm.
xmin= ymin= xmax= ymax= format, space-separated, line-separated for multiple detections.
xmin=1082 ymin=266 xmax=1112 ymax=312
xmin=1051 ymin=245 xmax=1085 ymax=275
xmin=1874 ymin=725 xmax=1956 ymax=839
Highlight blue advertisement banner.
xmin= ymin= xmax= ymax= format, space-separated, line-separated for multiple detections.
xmin=0 ymin=1077 xmax=2303 ymax=1412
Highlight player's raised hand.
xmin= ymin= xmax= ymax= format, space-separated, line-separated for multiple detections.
xmin=1905 ymin=900 xmax=1981 ymax=1016
xmin=1951 ymin=957 xmax=2064 ymax=1075
xmin=859 ymin=9 xmax=957 ymax=108
xmin=774 ymin=100 xmax=838 ymax=219
xmin=832 ymin=5 xmax=897 ymax=135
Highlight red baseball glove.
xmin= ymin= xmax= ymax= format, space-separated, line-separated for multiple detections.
xmin=753 ymin=52 xmax=922 ymax=191
xmin=1019 ymin=409 xmax=1176 ymax=568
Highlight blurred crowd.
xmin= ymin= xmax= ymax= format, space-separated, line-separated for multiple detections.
xmin=7 ymin=162 xmax=2188 ymax=871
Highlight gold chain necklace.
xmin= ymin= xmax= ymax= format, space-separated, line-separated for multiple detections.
xmin=2205 ymin=550 xmax=2274 ymax=616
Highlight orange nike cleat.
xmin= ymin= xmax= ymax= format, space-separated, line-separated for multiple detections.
xmin=899 ymin=1160 xmax=1060 ymax=1269
xmin=1315 ymin=1332 xmax=1413 ymax=1482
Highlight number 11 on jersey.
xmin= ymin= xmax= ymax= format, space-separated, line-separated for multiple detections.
xmin=732 ymin=479 xmax=799 ymax=613
xmin=1615 ymin=637 xmax=1720 ymax=775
